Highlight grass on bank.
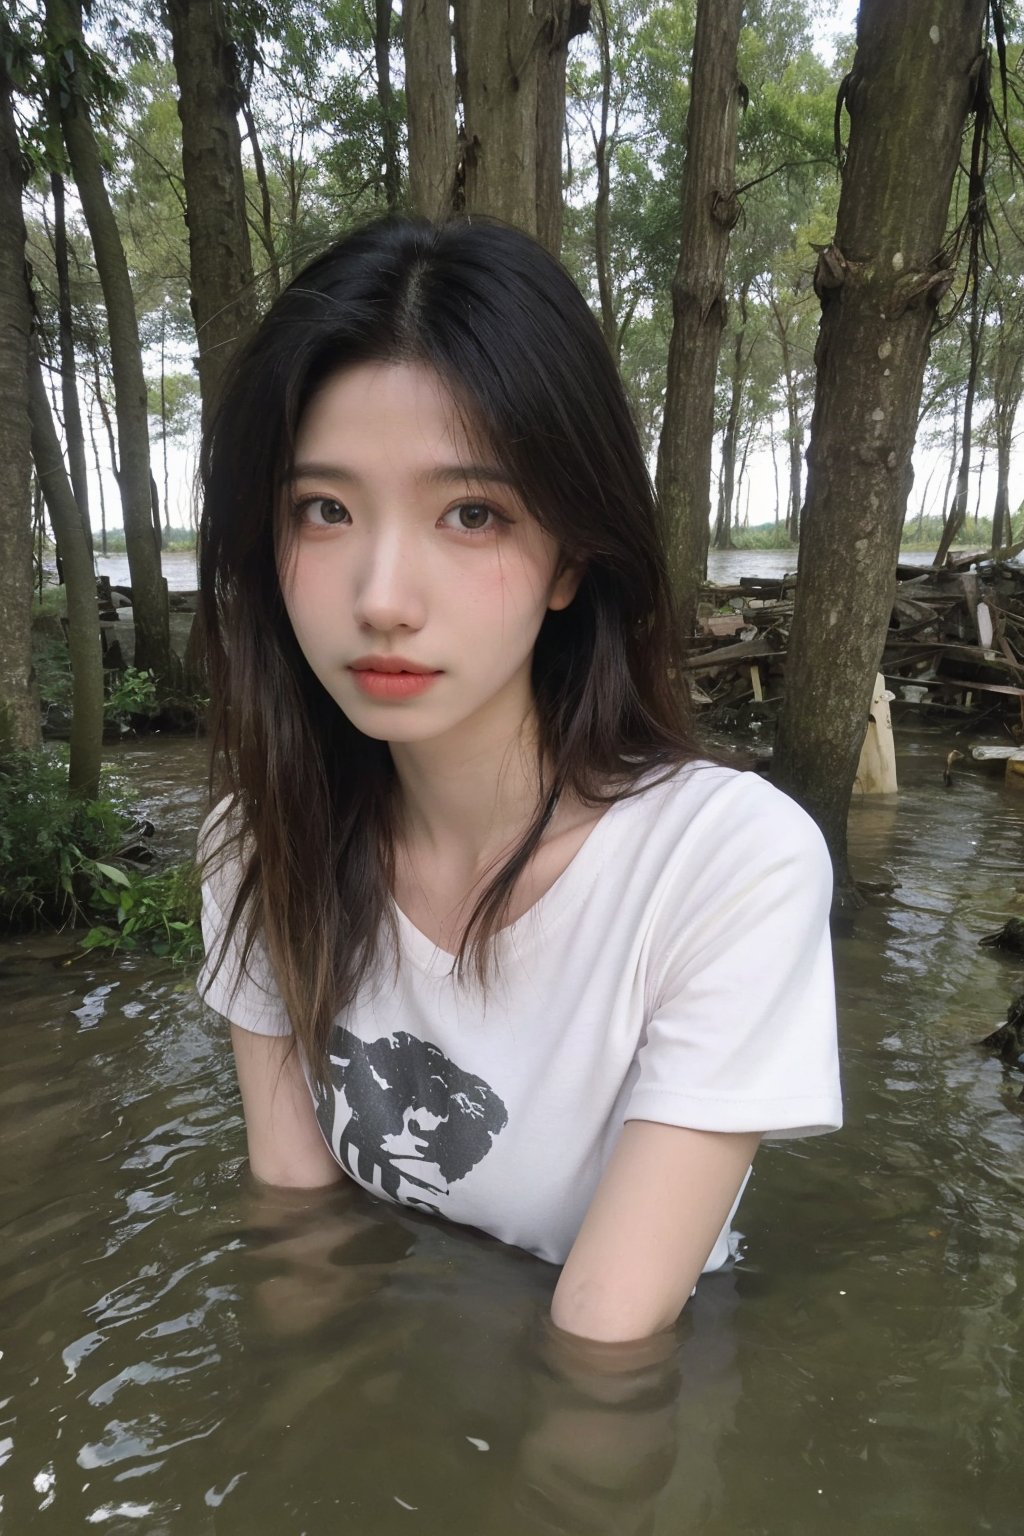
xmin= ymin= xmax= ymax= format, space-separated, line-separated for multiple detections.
xmin=726 ymin=511 xmax=1018 ymax=553
xmin=0 ymin=746 xmax=201 ymax=964
xmin=92 ymin=526 xmax=198 ymax=556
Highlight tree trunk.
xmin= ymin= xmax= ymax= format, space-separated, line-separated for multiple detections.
xmin=992 ymin=402 xmax=1018 ymax=549
xmin=787 ymin=385 xmax=802 ymax=541
xmin=0 ymin=58 xmax=41 ymax=752
xmin=736 ymin=421 xmax=752 ymax=529
xmin=48 ymin=0 xmax=171 ymax=681
xmin=534 ymin=2 xmax=588 ymax=255
xmin=452 ymin=0 xmax=589 ymax=253
xmin=51 ymin=170 xmax=92 ymax=554
xmin=769 ymin=292 xmax=804 ymax=541
xmin=936 ymin=392 xmax=961 ymax=543
xmin=770 ymin=0 xmax=987 ymax=900
xmin=714 ymin=281 xmax=750 ymax=551
xmin=87 ymin=398 xmax=108 ymax=557
xmin=592 ymin=0 xmax=615 ymax=352
xmin=27 ymin=345 xmax=104 ymax=798
xmin=934 ymin=281 xmax=984 ymax=566
xmin=654 ymin=0 xmax=743 ymax=635
xmin=240 ymin=95 xmax=280 ymax=298
xmin=374 ymin=0 xmax=402 ymax=209
xmin=166 ymin=0 xmax=258 ymax=431
xmin=972 ymin=434 xmax=986 ymax=531
xmin=403 ymin=0 xmax=459 ymax=221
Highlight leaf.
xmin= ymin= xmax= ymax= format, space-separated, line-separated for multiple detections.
xmin=94 ymin=862 xmax=131 ymax=886
xmin=80 ymin=926 xmax=116 ymax=951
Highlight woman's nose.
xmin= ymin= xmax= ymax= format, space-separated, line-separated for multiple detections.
xmin=351 ymin=530 xmax=427 ymax=633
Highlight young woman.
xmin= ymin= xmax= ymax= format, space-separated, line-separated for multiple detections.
xmin=196 ymin=214 xmax=843 ymax=1345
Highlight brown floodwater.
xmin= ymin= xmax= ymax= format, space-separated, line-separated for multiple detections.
xmin=1 ymin=726 xmax=1023 ymax=1535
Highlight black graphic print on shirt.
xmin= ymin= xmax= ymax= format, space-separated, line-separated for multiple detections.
xmin=313 ymin=1027 xmax=509 ymax=1215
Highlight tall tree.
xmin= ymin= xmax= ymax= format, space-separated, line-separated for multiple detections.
xmin=27 ymin=344 xmax=104 ymax=798
xmin=771 ymin=0 xmax=989 ymax=897
xmin=988 ymin=287 xmax=1024 ymax=548
xmin=712 ymin=276 xmax=753 ymax=549
xmin=50 ymin=170 xmax=92 ymax=549
xmin=45 ymin=0 xmax=172 ymax=679
xmin=655 ymin=0 xmax=744 ymax=632
xmin=373 ymin=0 xmax=401 ymax=209
xmin=0 ymin=52 xmax=41 ymax=752
xmin=165 ymin=0 xmax=258 ymax=431
xmin=403 ymin=0 xmax=458 ymax=220
xmin=452 ymin=0 xmax=590 ymax=253
xmin=933 ymin=265 xmax=986 ymax=565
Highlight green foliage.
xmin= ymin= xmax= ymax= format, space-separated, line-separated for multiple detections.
xmin=0 ymin=746 xmax=201 ymax=962
xmin=0 ymin=747 xmax=133 ymax=930
xmin=31 ymin=587 xmax=73 ymax=714
xmin=80 ymin=858 xmax=201 ymax=963
xmin=104 ymin=665 xmax=158 ymax=724
xmin=899 ymin=512 xmax=1005 ymax=550
xmin=146 ymin=371 xmax=201 ymax=443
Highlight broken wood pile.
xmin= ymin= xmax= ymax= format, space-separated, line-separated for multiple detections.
xmin=687 ymin=542 xmax=1024 ymax=731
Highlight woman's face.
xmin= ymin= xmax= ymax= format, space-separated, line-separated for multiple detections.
xmin=277 ymin=361 xmax=582 ymax=751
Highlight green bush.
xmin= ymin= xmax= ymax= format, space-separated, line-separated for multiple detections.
xmin=80 ymin=859 xmax=202 ymax=964
xmin=0 ymin=748 xmax=133 ymax=928
xmin=104 ymin=666 xmax=159 ymax=726
xmin=0 ymin=747 xmax=201 ymax=963
xmin=31 ymin=589 xmax=74 ymax=714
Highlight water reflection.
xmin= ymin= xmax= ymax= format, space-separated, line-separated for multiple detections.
xmin=1 ymin=725 xmax=1023 ymax=1532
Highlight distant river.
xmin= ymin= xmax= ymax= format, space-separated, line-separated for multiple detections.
xmin=88 ymin=545 xmax=992 ymax=596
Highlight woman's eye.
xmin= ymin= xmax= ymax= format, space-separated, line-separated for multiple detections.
xmin=442 ymin=502 xmax=505 ymax=535
xmin=296 ymin=497 xmax=349 ymax=526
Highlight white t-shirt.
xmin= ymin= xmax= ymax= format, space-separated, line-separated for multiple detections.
xmin=197 ymin=759 xmax=843 ymax=1271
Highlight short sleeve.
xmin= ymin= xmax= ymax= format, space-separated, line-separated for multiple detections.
xmin=195 ymin=802 xmax=292 ymax=1038
xmin=625 ymin=782 xmax=842 ymax=1140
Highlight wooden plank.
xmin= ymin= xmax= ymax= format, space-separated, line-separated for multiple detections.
xmin=683 ymin=639 xmax=780 ymax=671
xmin=885 ymin=674 xmax=1024 ymax=699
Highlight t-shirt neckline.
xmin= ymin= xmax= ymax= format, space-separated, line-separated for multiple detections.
xmin=390 ymin=791 xmax=628 ymax=975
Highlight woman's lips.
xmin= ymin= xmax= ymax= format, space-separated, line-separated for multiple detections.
xmin=348 ymin=668 xmax=442 ymax=700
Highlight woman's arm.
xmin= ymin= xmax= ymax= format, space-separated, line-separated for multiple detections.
xmin=550 ymin=1120 xmax=762 ymax=1343
xmin=230 ymin=1022 xmax=346 ymax=1188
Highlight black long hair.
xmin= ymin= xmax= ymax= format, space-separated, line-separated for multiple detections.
xmin=197 ymin=213 xmax=719 ymax=1083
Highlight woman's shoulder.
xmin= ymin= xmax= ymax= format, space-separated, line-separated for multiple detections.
xmin=616 ymin=756 xmax=831 ymax=878
xmin=196 ymin=794 xmax=252 ymax=915
xmin=625 ymin=754 xmax=820 ymax=826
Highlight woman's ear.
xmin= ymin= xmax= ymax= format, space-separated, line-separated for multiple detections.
xmin=547 ymin=556 xmax=587 ymax=613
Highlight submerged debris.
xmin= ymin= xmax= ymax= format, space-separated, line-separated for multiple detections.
xmin=978 ymin=917 xmax=1024 ymax=954
xmin=980 ymin=992 xmax=1024 ymax=1094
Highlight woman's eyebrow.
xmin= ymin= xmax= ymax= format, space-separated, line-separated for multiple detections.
xmin=287 ymin=461 xmax=516 ymax=486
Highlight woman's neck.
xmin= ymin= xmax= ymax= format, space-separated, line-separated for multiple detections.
xmin=390 ymin=716 xmax=551 ymax=880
